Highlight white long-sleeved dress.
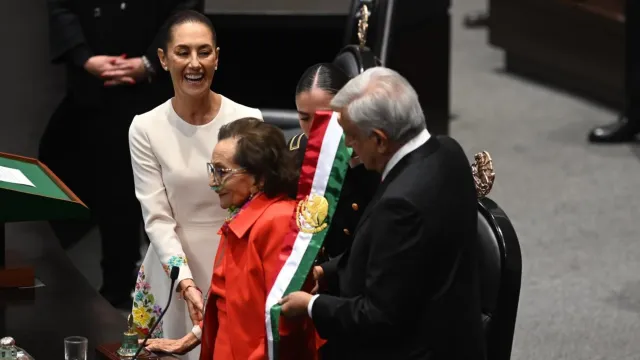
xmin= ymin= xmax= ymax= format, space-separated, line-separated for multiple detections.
xmin=128 ymin=96 xmax=262 ymax=360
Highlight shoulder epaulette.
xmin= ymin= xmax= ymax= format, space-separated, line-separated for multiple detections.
xmin=289 ymin=133 xmax=304 ymax=151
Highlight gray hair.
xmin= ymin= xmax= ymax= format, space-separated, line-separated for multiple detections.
xmin=330 ymin=67 xmax=426 ymax=145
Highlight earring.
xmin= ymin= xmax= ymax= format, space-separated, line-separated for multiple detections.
xmin=215 ymin=66 xmax=218 ymax=70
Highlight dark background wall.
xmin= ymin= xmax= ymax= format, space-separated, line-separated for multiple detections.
xmin=0 ymin=1 xmax=65 ymax=158
xmin=205 ymin=0 xmax=350 ymax=14
xmin=0 ymin=1 xmax=348 ymax=160
xmin=209 ymin=13 xmax=346 ymax=110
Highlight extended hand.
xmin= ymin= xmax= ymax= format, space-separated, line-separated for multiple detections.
xmin=143 ymin=333 xmax=199 ymax=355
xmin=179 ymin=279 xmax=204 ymax=325
xmin=101 ymin=57 xmax=146 ymax=86
xmin=184 ymin=287 xmax=204 ymax=325
xmin=311 ymin=265 xmax=324 ymax=294
xmin=279 ymin=291 xmax=313 ymax=318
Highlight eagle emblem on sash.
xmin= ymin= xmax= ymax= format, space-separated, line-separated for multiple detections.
xmin=296 ymin=194 xmax=329 ymax=234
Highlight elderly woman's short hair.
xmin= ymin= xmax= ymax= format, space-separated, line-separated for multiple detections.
xmin=218 ymin=118 xmax=298 ymax=198
xmin=330 ymin=67 xmax=426 ymax=145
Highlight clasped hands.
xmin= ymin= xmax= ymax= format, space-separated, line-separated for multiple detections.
xmin=83 ymin=54 xmax=147 ymax=87
xmin=279 ymin=265 xmax=323 ymax=318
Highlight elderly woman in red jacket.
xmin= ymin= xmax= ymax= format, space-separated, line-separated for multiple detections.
xmin=144 ymin=118 xmax=317 ymax=360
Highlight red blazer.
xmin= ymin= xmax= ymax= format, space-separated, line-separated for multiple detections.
xmin=199 ymin=194 xmax=317 ymax=360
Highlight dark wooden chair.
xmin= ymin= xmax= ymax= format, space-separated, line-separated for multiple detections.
xmin=472 ymin=151 xmax=522 ymax=360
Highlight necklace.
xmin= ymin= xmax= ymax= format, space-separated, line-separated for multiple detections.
xmin=218 ymin=192 xmax=261 ymax=235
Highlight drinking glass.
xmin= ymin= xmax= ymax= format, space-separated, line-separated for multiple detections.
xmin=64 ymin=336 xmax=88 ymax=360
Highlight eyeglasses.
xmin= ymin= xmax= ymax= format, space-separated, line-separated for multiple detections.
xmin=207 ymin=162 xmax=245 ymax=183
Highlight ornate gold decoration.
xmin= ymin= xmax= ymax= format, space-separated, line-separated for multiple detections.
xmin=472 ymin=151 xmax=495 ymax=198
xmin=357 ymin=3 xmax=370 ymax=48
xmin=289 ymin=133 xmax=304 ymax=151
xmin=296 ymin=194 xmax=329 ymax=234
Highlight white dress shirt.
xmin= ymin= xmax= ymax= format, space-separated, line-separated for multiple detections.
xmin=307 ymin=127 xmax=431 ymax=318
xmin=381 ymin=128 xmax=431 ymax=181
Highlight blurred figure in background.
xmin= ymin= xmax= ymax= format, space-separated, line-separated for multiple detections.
xmin=589 ymin=0 xmax=640 ymax=143
xmin=40 ymin=0 xmax=203 ymax=309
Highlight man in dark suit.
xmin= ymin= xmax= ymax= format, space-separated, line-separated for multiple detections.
xmin=280 ymin=67 xmax=485 ymax=360
xmin=589 ymin=0 xmax=639 ymax=142
xmin=41 ymin=0 xmax=202 ymax=308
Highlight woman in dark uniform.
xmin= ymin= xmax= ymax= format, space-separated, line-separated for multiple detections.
xmin=288 ymin=63 xmax=380 ymax=266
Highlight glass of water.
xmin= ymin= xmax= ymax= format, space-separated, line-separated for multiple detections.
xmin=64 ymin=336 xmax=87 ymax=360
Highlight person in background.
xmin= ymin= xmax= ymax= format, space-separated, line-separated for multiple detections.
xmin=128 ymin=11 xmax=262 ymax=360
xmin=289 ymin=63 xmax=379 ymax=272
xmin=41 ymin=0 xmax=204 ymax=309
xmin=280 ymin=67 xmax=485 ymax=360
xmin=589 ymin=0 xmax=639 ymax=143
xmin=144 ymin=118 xmax=317 ymax=360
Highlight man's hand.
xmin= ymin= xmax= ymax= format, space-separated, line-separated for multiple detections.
xmin=83 ymin=55 xmax=124 ymax=78
xmin=279 ymin=291 xmax=313 ymax=318
xmin=101 ymin=57 xmax=146 ymax=86
xmin=311 ymin=265 xmax=324 ymax=294
xmin=143 ymin=332 xmax=199 ymax=355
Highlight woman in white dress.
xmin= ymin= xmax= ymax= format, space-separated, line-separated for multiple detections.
xmin=128 ymin=10 xmax=262 ymax=359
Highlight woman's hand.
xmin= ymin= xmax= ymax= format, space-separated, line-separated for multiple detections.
xmin=143 ymin=333 xmax=200 ymax=355
xmin=179 ymin=279 xmax=205 ymax=324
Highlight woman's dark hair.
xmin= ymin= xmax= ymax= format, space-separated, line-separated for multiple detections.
xmin=218 ymin=118 xmax=298 ymax=198
xmin=160 ymin=10 xmax=217 ymax=51
xmin=295 ymin=63 xmax=349 ymax=96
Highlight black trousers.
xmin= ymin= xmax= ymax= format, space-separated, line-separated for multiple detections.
xmin=39 ymin=89 xmax=154 ymax=295
xmin=627 ymin=0 xmax=640 ymax=126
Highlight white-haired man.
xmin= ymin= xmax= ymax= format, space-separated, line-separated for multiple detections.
xmin=280 ymin=67 xmax=485 ymax=360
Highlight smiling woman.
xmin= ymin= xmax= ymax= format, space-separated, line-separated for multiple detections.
xmin=127 ymin=10 xmax=263 ymax=360
xmin=158 ymin=11 xmax=219 ymax=100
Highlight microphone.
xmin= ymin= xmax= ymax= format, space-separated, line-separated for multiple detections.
xmin=133 ymin=266 xmax=180 ymax=359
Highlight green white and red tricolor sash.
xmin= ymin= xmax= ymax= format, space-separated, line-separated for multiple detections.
xmin=265 ymin=110 xmax=352 ymax=360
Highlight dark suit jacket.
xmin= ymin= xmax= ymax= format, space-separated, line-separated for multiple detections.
xmin=312 ymin=135 xmax=486 ymax=360
xmin=287 ymin=133 xmax=380 ymax=262
xmin=47 ymin=0 xmax=203 ymax=106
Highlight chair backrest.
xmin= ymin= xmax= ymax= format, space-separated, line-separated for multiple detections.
xmin=472 ymin=152 xmax=522 ymax=360
xmin=260 ymin=109 xmax=300 ymax=141
xmin=332 ymin=44 xmax=379 ymax=79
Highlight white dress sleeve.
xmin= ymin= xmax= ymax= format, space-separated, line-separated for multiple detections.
xmin=129 ymin=116 xmax=193 ymax=284
xmin=253 ymin=108 xmax=264 ymax=121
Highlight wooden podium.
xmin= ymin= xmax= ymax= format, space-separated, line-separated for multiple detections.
xmin=0 ymin=152 xmax=89 ymax=288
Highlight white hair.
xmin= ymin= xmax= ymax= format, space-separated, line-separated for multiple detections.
xmin=330 ymin=67 xmax=426 ymax=144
